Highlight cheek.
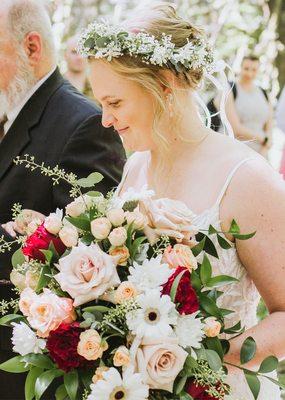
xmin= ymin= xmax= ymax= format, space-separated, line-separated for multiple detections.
xmin=0 ymin=56 xmax=17 ymax=88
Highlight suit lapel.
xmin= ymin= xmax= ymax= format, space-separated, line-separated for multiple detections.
xmin=0 ymin=68 xmax=64 ymax=182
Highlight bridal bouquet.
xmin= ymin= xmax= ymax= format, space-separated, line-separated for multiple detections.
xmin=0 ymin=157 xmax=282 ymax=400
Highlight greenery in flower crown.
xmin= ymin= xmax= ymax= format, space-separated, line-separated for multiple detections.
xmin=78 ymin=21 xmax=215 ymax=74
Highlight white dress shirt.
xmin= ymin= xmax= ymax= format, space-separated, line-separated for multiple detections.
xmin=4 ymin=66 xmax=57 ymax=135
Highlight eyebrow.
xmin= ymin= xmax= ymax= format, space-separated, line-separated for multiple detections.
xmin=101 ymin=95 xmax=117 ymax=101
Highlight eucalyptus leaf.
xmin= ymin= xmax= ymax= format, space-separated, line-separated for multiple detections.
xmin=204 ymin=349 xmax=222 ymax=371
xmin=204 ymin=337 xmax=224 ymax=359
xmin=66 ymin=216 xmax=90 ymax=231
xmin=240 ymin=337 xmax=256 ymax=365
xmin=86 ymin=191 xmax=102 ymax=197
xmin=244 ymin=372 xmax=260 ymax=399
xmin=258 ymin=356 xmax=279 ymax=374
xmin=12 ymin=248 xmax=26 ymax=268
xmin=82 ymin=305 xmax=110 ymax=313
xmin=76 ymin=172 xmax=104 ymax=188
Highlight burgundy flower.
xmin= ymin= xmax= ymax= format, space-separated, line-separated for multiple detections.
xmin=161 ymin=266 xmax=199 ymax=315
xmin=46 ymin=322 xmax=94 ymax=372
xmin=186 ymin=380 xmax=217 ymax=400
xmin=22 ymin=224 xmax=66 ymax=262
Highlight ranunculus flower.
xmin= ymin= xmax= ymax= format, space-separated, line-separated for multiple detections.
xmin=22 ymin=224 xmax=66 ymax=262
xmin=186 ymin=379 xmax=225 ymax=400
xmin=108 ymin=227 xmax=127 ymax=247
xmin=46 ymin=322 xmax=94 ymax=372
xmin=54 ymin=242 xmax=120 ymax=307
xmin=90 ymin=217 xmax=112 ymax=240
xmin=14 ymin=209 xmax=45 ymax=235
xmin=161 ymin=266 xmax=199 ymax=315
xmin=113 ymin=345 xmax=130 ymax=367
xmin=106 ymin=208 xmax=125 ymax=227
xmin=44 ymin=209 xmax=63 ymax=235
xmin=163 ymin=244 xmax=198 ymax=271
xmin=132 ymin=336 xmax=188 ymax=392
xmin=109 ymin=245 xmax=130 ymax=266
xmin=125 ymin=209 xmax=147 ymax=230
xmin=114 ymin=281 xmax=139 ymax=304
xmin=24 ymin=288 xmax=76 ymax=338
xmin=59 ymin=225 xmax=79 ymax=247
xmin=204 ymin=317 xmax=222 ymax=337
xmin=92 ymin=366 xmax=110 ymax=384
xmin=77 ymin=329 xmax=108 ymax=361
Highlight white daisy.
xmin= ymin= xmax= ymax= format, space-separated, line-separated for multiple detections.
xmin=126 ymin=290 xmax=178 ymax=339
xmin=128 ymin=255 xmax=173 ymax=292
xmin=11 ymin=322 xmax=46 ymax=356
xmin=87 ymin=367 xmax=149 ymax=400
xmin=175 ymin=311 xmax=205 ymax=349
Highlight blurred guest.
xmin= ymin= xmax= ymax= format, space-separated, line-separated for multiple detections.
xmin=276 ymin=87 xmax=285 ymax=178
xmin=0 ymin=1 xmax=125 ymax=398
xmin=214 ymin=55 xmax=272 ymax=157
xmin=64 ymin=35 xmax=93 ymax=97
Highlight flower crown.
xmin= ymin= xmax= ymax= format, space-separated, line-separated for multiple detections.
xmin=78 ymin=21 xmax=215 ymax=74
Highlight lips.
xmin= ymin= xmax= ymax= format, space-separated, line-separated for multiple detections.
xmin=116 ymin=127 xmax=129 ymax=135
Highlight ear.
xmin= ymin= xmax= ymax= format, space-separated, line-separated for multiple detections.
xmin=23 ymin=31 xmax=42 ymax=65
xmin=159 ymin=69 xmax=180 ymax=94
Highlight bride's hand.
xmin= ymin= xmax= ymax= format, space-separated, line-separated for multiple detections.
xmin=2 ymin=209 xmax=45 ymax=237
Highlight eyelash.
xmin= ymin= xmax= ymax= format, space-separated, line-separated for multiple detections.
xmin=108 ymin=101 xmax=121 ymax=108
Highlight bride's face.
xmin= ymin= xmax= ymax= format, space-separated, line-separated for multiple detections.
xmin=89 ymin=60 xmax=157 ymax=152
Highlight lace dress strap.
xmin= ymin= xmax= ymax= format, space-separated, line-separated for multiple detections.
xmin=214 ymin=157 xmax=255 ymax=207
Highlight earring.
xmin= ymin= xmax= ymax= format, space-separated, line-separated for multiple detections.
xmin=167 ymin=93 xmax=174 ymax=118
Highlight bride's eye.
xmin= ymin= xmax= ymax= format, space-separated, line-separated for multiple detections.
xmin=108 ymin=100 xmax=121 ymax=108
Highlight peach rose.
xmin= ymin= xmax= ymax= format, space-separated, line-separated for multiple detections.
xmin=65 ymin=198 xmax=86 ymax=218
xmin=59 ymin=225 xmax=79 ymax=247
xmin=77 ymin=329 xmax=108 ymax=361
xmin=140 ymin=198 xmax=197 ymax=244
xmin=114 ymin=282 xmax=139 ymax=304
xmin=19 ymin=287 xmax=37 ymax=316
xmin=25 ymin=289 xmax=76 ymax=338
xmin=108 ymin=227 xmax=127 ymax=247
xmin=92 ymin=366 xmax=110 ymax=384
xmin=109 ymin=246 xmax=130 ymax=266
xmin=204 ymin=317 xmax=221 ymax=337
xmin=163 ymin=244 xmax=198 ymax=271
xmin=113 ymin=346 xmax=130 ymax=367
xmin=91 ymin=217 xmax=112 ymax=240
xmin=125 ymin=209 xmax=147 ymax=230
xmin=106 ymin=208 xmax=125 ymax=227
xmin=132 ymin=336 xmax=188 ymax=392
xmin=54 ymin=243 xmax=120 ymax=307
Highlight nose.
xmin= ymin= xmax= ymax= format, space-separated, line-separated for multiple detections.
xmin=102 ymin=109 xmax=116 ymax=128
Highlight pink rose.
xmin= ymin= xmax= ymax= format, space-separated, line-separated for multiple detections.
xmin=90 ymin=217 xmax=112 ymax=240
xmin=140 ymin=198 xmax=197 ymax=244
xmin=21 ymin=288 xmax=76 ymax=338
xmin=108 ymin=227 xmax=127 ymax=247
xmin=132 ymin=336 xmax=188 ymax=392
xmin=59 ymin=225 xmax=79 ymax=247
xmin=54 ymin=243 xmax=120 ymax=307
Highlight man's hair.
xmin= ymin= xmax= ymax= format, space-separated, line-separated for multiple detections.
xmin=6 ymin=0 xmax=56 ymax=63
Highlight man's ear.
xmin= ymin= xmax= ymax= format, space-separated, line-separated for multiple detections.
xmin=24 ymin=31 xmax=42 ymax=65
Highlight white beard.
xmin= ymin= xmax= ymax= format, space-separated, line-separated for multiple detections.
xmin=0 ymin=50 xmax=37 ymax=117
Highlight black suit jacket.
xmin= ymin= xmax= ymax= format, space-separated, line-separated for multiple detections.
xmin=0 ymin=68 xmax=125 ymax=280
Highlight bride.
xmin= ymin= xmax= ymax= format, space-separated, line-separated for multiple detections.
xmin=79 ymin=3 xmax=285 ymax=399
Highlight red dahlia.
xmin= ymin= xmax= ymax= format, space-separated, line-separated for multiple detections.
xmin=161 ymin=266 xmax=199 ymax=315
xmin=22 ymin=224 xmax=66 ymax=262
xmin=46 ymin=322 xmax=94 ymax=372
xmin=186 ymin=380 xmax=218 ymax=400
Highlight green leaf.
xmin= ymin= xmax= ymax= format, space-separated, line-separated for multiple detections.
xmin=81 ymin=368 xmax=94 ymax=389
xmin=22 ymin=354 xmax=55 ymax=370
xmin=55 ymin=384 xmax=68 ymax=400
xmin=200 ymin=255 xmax=212 ymax=285
xmin=0 ymin=313 xmax=25 ymax=327
xmin=208 ymin=225 xmax=217 ymax=235
xmin=204 ymin=337 xmax=224 ymax=359
xmin=199 ymin=294 xmax=221 ymax=318
xmin=64 ymin=370 xmax=78 ymax=400
xmin=76 ymin=172 xmax=104 ymax=188
xmin=35 ymin=369 xmax=63 ymax=400
xmin=240 ymin=337 xmax=256 ymax=365
xmin=204 ymin=236 xmax=219 ymax=258
xmin=184 ymin=355 xmax=198 ymax=374
xmin=86 ymin=191 xmax=102 ymax=197
xmin=25 ymin=367 xmax=44 ymax=400
xmin=179 ymin=393 xmax=194 ymax=400
xmin=229 ymin=219 xmax=240 ymax=234
xmin=244 ymin=371 xmax=260 ymax=399
xmin=0 ymin=355 xmax=30 ymax=373
xmin=190 ymin=270 xmax=201 ymax=292
xmin=40 ymin=250 xmax=53 ymax=265
xmin=82 ymin=305 xmax=110 ymax=313
xmin=220 ymin=308 xmax=234 ymax=317
xmin=191 ymin=236 xmax=206 ymax=257
xmin=258 ymin=356 xmax=279 ymax=374
xmin=221 ymin=339 xmax=230 ymax=356
xmin=206 ymin=275 xmax=239 ymax=288
xmin=204 ymin=349 xmax=222 ymax=371
xmin=175 ymin=374 xmax=188 ymax=395
xmin=265 ymin=376 xmax=285 ymax=390
xmin=130 ymin=236 xmax=147 ymax=259
xmin=170 ymin=269 xmax=187 ymax=303
xmin=223 ymin=321 xmax=243 ymax=335
xmin=84 ymin=37 xmax=95 ymax=49
xmin=233 ymin=232 xmax=256 ymax=240
xmin=12 ymin=248 xmax=26 ymax=268
xmin=217 ymin=234 xmax=232 ymax=250
xmin=36 ymin=265 xmax=51 ymax=292
xmin=66 ymin=216 xmax=90 ymax=231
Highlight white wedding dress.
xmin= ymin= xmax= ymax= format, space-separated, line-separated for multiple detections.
xmin=117 ymin=152 xmax=281 ymax=400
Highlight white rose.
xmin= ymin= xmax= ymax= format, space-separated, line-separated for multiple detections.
xmin=132 ymin=336 xmax=188 ymax=392
xmin=11 ymin=322 xmax=46 ymax=356
xmin=91 ymin=217 xmax=112 ymax=240
xmin=10 ymin=270 xmax=27 ymax=291
xmin=125 ymin=209 xmax=147 ymax=230
xmin=54 ymin=242 xmax=120 ymax=307
xmin=59 ymin=225 xmax=79 ymax=247
xmin=108 ymin=227 xmax=127 ymax=247
xmin=66 ymin=198 xmax=86 ymax=218
xmin=44 ymin=209 xmax=63 ymax=235
xmin=106 ymin=208 xmax=125 ymax=227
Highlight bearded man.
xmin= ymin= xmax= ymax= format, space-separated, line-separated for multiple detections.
xmin=0 ymin=1 xmax=125 ymax=397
